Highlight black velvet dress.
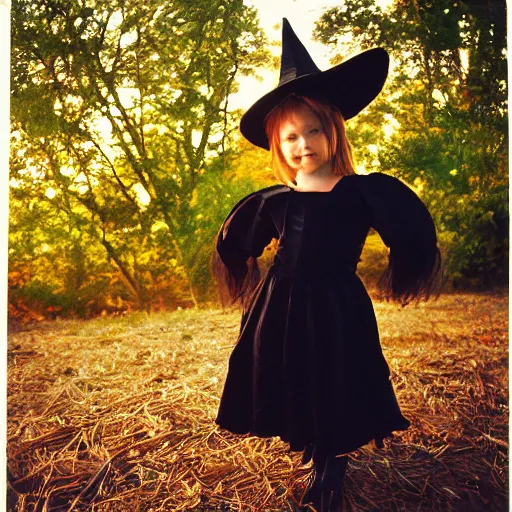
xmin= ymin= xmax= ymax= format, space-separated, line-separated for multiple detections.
xmin=213 ymin=172 xmax=441 ymax=457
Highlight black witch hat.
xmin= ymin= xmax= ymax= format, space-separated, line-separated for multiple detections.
xmin=240 ymin=18 xmax=389 ymax=150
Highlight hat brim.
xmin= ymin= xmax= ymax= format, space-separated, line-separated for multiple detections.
xmin=240 ymin=48 xmax=389 ymax=150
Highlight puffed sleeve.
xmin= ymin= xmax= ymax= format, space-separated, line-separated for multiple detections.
xmin=359 ymin=173 xmax=443 ymax=305
xmin=212 ymin=186 xmax=284 ymax=307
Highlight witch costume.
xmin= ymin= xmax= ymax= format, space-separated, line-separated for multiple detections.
xmin=212 ymin=18 xmax=441 ymax=502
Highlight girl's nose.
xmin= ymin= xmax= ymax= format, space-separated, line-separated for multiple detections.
xmin=298 ymin=135 xmax=309 ymax=150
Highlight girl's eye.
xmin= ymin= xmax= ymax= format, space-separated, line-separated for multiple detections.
xmin=286 ymin=135 xmax=297 ymax=141
xmin=310 ymin=128 xmax=320 ymax=134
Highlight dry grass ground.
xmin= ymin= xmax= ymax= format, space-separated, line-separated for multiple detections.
xmin=7 ymin=293 xmax=508 ymax=511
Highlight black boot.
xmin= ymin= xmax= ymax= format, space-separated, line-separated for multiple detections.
xmin=301 ymin=448 xmax=327 ymax=506
xmin=319 ymin=490 xmax=343 ymax=512
xmin=313 ymin=455 xmax=348 ymax=512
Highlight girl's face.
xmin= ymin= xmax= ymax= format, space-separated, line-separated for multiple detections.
xmin=278 ymin=106 xmax=331 ymax=175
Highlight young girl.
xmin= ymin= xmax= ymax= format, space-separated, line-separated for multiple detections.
xmin=212 ymin=19 xmax=442 ymax=512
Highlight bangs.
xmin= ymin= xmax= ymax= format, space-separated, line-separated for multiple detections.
xmin=264 ymin=95 xmax=310 ymax=133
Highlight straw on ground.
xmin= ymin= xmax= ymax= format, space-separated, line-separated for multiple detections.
xmin=8 ymin=294 xmax=508 ymax=511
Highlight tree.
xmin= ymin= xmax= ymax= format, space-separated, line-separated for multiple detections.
xmin=10 ymin=0 xmax=270 ymax=315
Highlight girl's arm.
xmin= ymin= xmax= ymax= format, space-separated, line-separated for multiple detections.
xmin=212 ymin=186 xmax=286 ymax=307
xmin=359 ymin=173 xmax=443 ymax=306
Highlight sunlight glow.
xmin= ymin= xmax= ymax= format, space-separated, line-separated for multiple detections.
xmin=382 ymin=113 xmax=400 ymax=139
xmin=208 ymin=131 xmax=224 ymax=144
xmin=132 ymin=183 xmax=151 ymax=206
xmin=192 ymin=130 xmax=202 ymax=148
xmin=459 ymin=48 xmax=469 ymax=76
xmin=356 ymin=163 xmax=368 ymax=175
xmin=20 ymin=162 xmax=45 ymax=181
xmin=432 ymin=88 xmax=446 ymax=106
xmin=118 ymin=88 xmax=139 ymax=108
xmin=110 ymin=106 xmax=122 ymax=117
xmin=60 ymin=165 xmax=75 ymax=177
xmin=382 ymin=124 xmax=395 ymax=138
xmin=106 ymin=10 xmax=123 ymax=33
xmin=375 ymin=0 xmax=394 ymax=10
xmin=198 ymin=85 xmax=212 ymax=98
xmin=120 ymin=30 xmax=137 ymax=48
xmin=45 ymin=187 xmax=56 ymax=199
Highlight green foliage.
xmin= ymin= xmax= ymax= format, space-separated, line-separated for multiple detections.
xmin=10 ymin=0 xmax=271 ymax=317
xmin=357 ymin=232 xmax=389 ymax=288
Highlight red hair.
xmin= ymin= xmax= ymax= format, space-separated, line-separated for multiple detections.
xmin=264 ymin=94 xmax=356 ymax=186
